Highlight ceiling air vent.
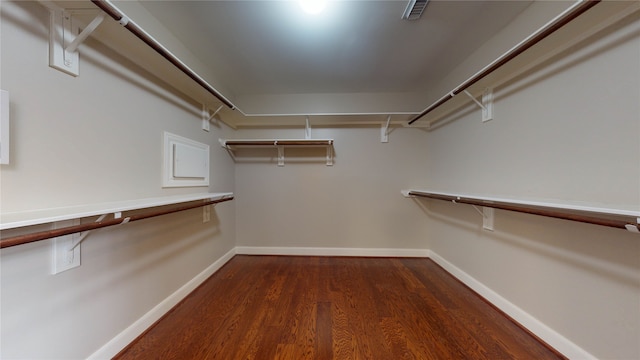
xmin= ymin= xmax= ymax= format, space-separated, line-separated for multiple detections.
xmin=402 ymin=0 xmax=429 ymax=20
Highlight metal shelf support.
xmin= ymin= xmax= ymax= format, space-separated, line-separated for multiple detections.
xmin=381 ymin=115 xmax=391 ymax=143
xmin=463 ymin=88 xmax=493 ymax=122
xmin=47 ymin=3 xmax=105 ymax=76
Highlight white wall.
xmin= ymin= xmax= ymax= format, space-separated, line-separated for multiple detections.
xmin=234 ymin=126 xmax=430 ymax=253
xmin=2 ymin=1 xmax=639 ymax=359
xmin=0 ymin=1 xmax=235 ymax=358
xmin=424 ymin=4 xmax=640 ymax=359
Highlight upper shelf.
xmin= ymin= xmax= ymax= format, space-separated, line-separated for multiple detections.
xmin=408 ymin=1 xmax=640 ymax=127
xmin=0 ymin=192 xmax=233 ymax=231
xmin=220 ymin=139 xmax=334 ymax=147
xmin=220 ymin=139 xmax=334 ymax=166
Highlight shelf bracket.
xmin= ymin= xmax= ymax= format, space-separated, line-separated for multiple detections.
xmin=470 ymin=205 xmax=495 ymax=231
xmin=202 ymin=105 xmax=210 ymax=132
xmin=463 ymin=88 xmax=493 ymax=122
xmin=471 ymin=205 xmax=485 ymax=217
xmin=208 ymin=105 xmax=223 ymax=122
xmin=49 ymin=8 xmax=105 ymax=76
xmin=381 ymin=115 xmax=391 ymax=143
xmin=482 ymin=207 xmax=494 ymax=231
xmin=202 ymin=104 xmax=223 ymax=132
xmin=326 ymin=145 xmax=333 ymax=166
xmin=66 ymin=13 xmax=105 ymax=53
xmin=67 ymin=212 xmax=131 ymax=251
xmin=68 ymin=213 xmax=107 ymax=251
xmin=277 ymin=145 xmax=285 ymax=166
xmin=305 ymin=117 xmax=311 ymax=140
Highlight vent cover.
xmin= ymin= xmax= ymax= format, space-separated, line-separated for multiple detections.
xmin=402 ymin=0 xmax=429 ymax=20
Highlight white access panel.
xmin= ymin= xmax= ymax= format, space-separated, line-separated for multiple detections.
xmin=173 ymin=142 xmax=207 ymax=178
xmin=163 ymin=132 xmax=209 ymax=187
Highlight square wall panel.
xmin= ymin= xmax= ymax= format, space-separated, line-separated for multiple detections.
xmin=163 ymin=132 xmax=209 ymax=187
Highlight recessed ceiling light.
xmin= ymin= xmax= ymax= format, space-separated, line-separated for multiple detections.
xmin=299 ymin=0 xmax=327 ymax=15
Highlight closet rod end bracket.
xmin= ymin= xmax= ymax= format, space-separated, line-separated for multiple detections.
xmin=401 ymin=190 xmax=413 ymax=198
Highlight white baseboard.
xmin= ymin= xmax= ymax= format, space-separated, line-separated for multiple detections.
xmin=235 ymin=246 xmax=429 ymax=258
xmin=87 ymin=247 xmax=237 ymax=360
xmin=427 ymin=250 xmax=596 ymax=360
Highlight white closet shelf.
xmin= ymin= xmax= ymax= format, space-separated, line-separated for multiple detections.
xmin=220 ymin=139 xmax=334 ymax=166
xmin=1 ymin=192 xmax=233 ymax=231
xmin=403 ymin=189 xmax=640 ymax=233
xmin=220 ymin=139 xmax=334 ymax=147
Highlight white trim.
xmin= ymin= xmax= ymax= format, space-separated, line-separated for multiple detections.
xmin=235 ymin=246 xmax=429 ymax=258
xmin=427 ymin=250 xmax=596 ymax=360
xmin=87 ymin=248 xmax=236 ymax=360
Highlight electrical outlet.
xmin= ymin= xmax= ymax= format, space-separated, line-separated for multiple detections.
xmin=203 ymin=205 xmax=211 ymax=223
xmin=52 ymin=220 xmax=81 ymax=274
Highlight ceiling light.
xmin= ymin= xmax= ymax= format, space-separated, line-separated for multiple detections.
xmin=299 ymin=0 xmax=327 ymax=15
xmin=402 ymin=0 xmax=429 ymax=20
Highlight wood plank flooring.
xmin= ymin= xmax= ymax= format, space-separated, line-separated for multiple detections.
xmin=115 ymin=256 xmax=566 ymax=360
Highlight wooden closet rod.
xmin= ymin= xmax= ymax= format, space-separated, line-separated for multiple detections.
xmin=407 ymin=191 xmax=639 ymax=231
xmin=223 ymin=140 xmax=334 ymax=146
xmin=408 ymin=0 xmax=600 ymax=125
xmin=90 ymin=0 xmax=236 ymax=110
xmin=0 ymin=197 xmax=234 ymax=249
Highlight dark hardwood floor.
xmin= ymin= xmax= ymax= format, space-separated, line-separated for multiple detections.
xmin=115 ymin=256 xmax=566 ymax=360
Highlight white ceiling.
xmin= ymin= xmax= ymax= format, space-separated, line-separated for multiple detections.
xmin=136 ymin=0 xmax=533 ymax=120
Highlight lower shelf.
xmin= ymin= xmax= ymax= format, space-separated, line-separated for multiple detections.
xmin=0 ymin=192 xmax=234 ymax=248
